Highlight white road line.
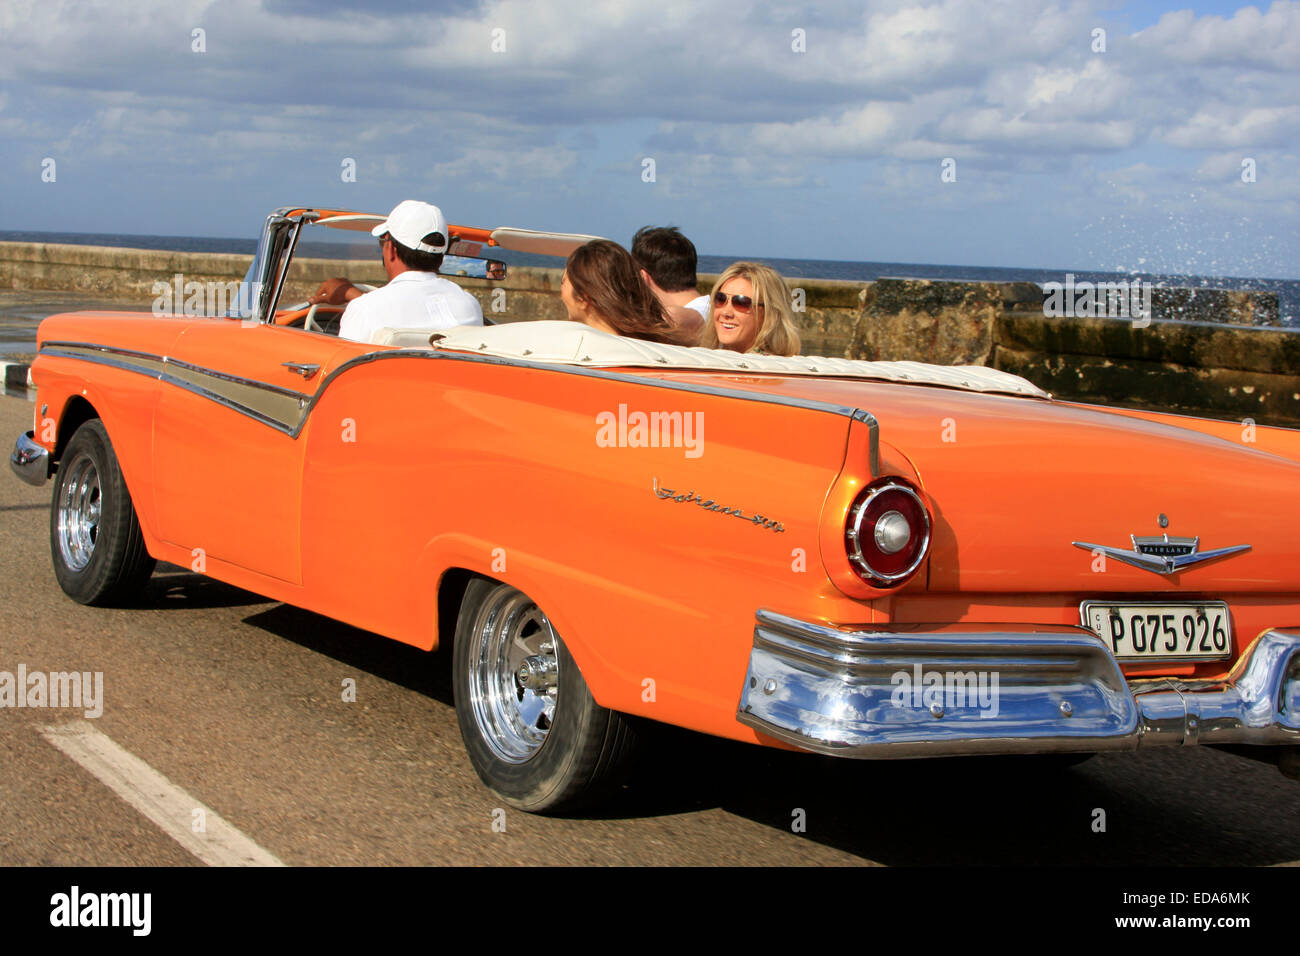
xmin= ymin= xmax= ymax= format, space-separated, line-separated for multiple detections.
xmin=40 ymin=720 xmax=286 ymax=867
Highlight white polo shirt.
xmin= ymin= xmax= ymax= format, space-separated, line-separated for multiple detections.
xmin=686 ymin=294 xmax=710 ymax=319
xmin=338 ymin=271 xmax=484 ymax=343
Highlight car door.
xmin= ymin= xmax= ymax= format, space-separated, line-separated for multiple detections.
xmin=152 ymin=319 xmax=350 ymax=584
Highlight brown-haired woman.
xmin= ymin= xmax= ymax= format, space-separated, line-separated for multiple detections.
xmin=561 ymin=240 xmax=698 ymax=346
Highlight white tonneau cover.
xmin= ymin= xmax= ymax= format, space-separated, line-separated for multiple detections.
xmin=374 ymin=320 xmax=1051 ymax=398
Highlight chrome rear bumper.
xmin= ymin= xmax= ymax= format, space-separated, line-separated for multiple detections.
xmin=737 ymin=610 xmax=1300 ymax=767
xmin=10 ymin=431 xmax=49 ymax=486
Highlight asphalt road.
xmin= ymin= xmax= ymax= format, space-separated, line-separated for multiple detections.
xmin=0 ymin=394 xmax=1297 ymax=867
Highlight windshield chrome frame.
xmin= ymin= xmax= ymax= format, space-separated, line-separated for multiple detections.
xmin=249 ymin=207 xmax=316 ymax=325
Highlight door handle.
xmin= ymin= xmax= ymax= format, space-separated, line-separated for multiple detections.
xmin=282 ymin=362 xmax=321 ymax=379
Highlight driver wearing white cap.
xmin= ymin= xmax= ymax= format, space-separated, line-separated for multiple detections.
xmin=310 ymin=200 xmax=484 ymax=343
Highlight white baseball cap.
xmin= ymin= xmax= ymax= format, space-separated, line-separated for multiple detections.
xmin=371 ymin=200 xmax=449 ymax=254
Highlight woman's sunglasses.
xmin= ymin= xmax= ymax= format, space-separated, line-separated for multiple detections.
xmin=713 ymin=291 xmax=759 ymax=313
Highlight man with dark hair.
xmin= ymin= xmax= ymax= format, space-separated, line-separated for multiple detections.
xmin=310 ymin=200 xmax=483 ymax=343
xmin=630 ymin=226 xmax=708 ymax=338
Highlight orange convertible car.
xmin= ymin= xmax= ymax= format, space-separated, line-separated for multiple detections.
xmin=11 ymin=206 xmax=1300 ymax=812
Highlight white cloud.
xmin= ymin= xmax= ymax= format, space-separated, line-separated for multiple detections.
xmin=745 ymin=103 xmax=899 ymax=156
xmin=1136 ymin=1 xmax=1300 ymax=70
xmin=0 ymin=0 xmax=1294 ymax=275
xmin=431 ymin=144 xmax=578 ymax=184
xmin=1163 ymin=105 xmax=1300 ymax=149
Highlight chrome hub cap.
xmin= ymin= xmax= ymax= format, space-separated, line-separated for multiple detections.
xmin=56 ymin=455 xmax=101 ymax=572
xmin=467 ymin=588 xmax=560 ymax=763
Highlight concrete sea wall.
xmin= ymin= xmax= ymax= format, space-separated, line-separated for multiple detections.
xmin=851 ymin=278 xmax=1298 ymax=426
xmin=2 ymin=241 xmax=1295 ymax=426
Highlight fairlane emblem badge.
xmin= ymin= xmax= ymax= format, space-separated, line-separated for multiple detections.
xmin=653 ymin=478 xmax=785 ymax=532
xmin=1071 ymin=534 xmax=1250 ymax=575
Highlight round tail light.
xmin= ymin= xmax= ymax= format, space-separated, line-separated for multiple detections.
xmin=844 ymin=479 xmax=931 ymax=587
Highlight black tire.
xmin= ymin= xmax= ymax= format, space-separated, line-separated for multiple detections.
xmin=50 ymin=419 xmax=155 ymax=605
xmin=452 ymin=577 xmax=638 ymax=813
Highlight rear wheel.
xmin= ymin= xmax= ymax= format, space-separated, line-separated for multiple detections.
xmin=452 ymin=578 xmax=638 ymax=813
xmin=50 ymin=420 xmax=155 ymax=605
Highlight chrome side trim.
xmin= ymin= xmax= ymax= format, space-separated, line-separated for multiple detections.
xmin=39 ymin=339 xmax=885 ymax=444
xmin=163 ymin=357 xmax=307 ymax=399
xmin=40 ymin=341 xmax=169 ymax=364
xmin=852 ymin=410 xmax=880 ymax=477
xmin=42 ymin=342 xmax=309 ymax=401
xmin=37 ymin=347 xmax=164 ymax=382
xmin=40 ymin=342 xmax=309 ymax=434
xmin=155 ymin=372 xmax=300 ymax=434
xmin=297 ymin=347 xmax=873 ymax=440
xmin=9 ymin=431 xmax=50 ymax=486
xmin=737 ymin=611 xmax=1300 ymax=758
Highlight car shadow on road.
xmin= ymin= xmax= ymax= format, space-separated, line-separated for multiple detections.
xmin=239 ymin=603 xmax=453 ymax=705
xmin=606 ymin=726 xmax=1300 ymax=865
xmin=224 ymin=597 xmax=1300 ymax=866
xmin=138 ymin=564 xmax=277 ymax=610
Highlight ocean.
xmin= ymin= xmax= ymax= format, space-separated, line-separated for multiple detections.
xmin=2 ymin=229 xmax=1297 ymax=334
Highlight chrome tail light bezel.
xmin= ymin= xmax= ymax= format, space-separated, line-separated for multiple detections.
xmin=844 ymin=478 xmax=932 ymax=587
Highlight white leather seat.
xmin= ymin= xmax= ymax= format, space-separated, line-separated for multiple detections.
xmin=366 ymin=321 xmax=1048 ymax=398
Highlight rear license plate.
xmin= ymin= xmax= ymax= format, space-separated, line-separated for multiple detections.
xmin=1080 ymin=601 xmax=1233 ymax=661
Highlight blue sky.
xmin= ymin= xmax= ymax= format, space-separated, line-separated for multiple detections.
xmin=0 ymin=0 xmax=1296 ymax=277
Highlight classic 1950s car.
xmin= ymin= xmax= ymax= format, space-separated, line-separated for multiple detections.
xmin=10 ymin=206 xmax=1300 ymax=812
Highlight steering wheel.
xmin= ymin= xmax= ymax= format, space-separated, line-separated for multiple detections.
xmin=274 ymin=301 xmax=342 ymax=332
xmin=273 ymin=284 xmax=375 ymax=333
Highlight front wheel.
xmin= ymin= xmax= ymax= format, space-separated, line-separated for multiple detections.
xmin=452 ymin=578 xmax=638 ymax=813
xmin=50 ymin=419 xmax=155 ymax=605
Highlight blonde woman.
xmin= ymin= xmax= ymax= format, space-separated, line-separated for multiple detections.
xmin=699 ymin=262 xmax=801 ymax=356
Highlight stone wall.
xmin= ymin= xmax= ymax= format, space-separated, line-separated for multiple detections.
xmin=0 ymin=241 xmax=255 ymax=299
xmin=0 ymin=241 xmax=865 ymax=342
xmin=994 ymin=312 xmax=1300 ymax=426
xmin=849 ymin=277 xmax=1298 ymax=427
xmin=849 ymin=279 xmax=1042 ymax=365
xmin=2 ymin=241 xmax=1293 ymax=426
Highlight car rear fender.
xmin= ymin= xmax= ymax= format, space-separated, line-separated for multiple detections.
xmin=817 ymin=416 xmax=931 ymax=600
xmin=417 ymin=533 xmax=644 ymax=698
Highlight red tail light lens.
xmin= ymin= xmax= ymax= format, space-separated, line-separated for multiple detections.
xmin=845 ymin=479 xmax=931 ymax=586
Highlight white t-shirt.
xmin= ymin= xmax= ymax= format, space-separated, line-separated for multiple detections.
xmin=338 ymin=271 xmax=484 ymax=343
xmin=685 ymin=294 xmax=710 ymax=319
